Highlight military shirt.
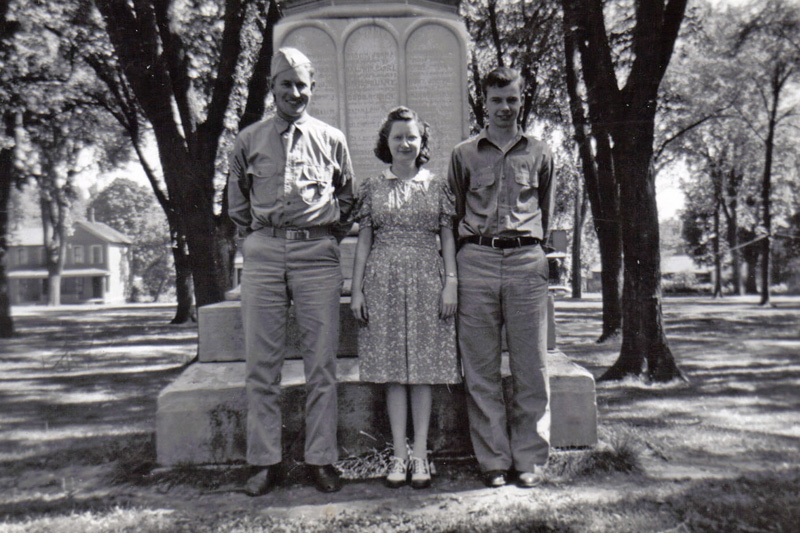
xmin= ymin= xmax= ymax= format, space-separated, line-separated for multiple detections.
xmin=447 ymin=129 xmax=555 ymax=240
xmin=227 ymin=113 xmax=355 ymax=235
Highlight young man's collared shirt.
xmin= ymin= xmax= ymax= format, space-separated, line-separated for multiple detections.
xmin=447 ymin=129 xmax=555 ymax=241
xmin=227 ymin=113 xmax=355 ymax=234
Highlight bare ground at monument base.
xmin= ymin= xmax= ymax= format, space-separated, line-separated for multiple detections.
xmin=1 ymin=296 xmax=799 ymax=532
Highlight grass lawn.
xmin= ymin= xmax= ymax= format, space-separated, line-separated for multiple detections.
xmin=1 ymin=296 xmax=799 ymax=532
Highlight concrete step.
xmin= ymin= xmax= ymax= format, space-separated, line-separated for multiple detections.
xmin=197 ymin=296 xmax=557 ymax=362
xmin=156 ymin=350 xmax=597 ymax=466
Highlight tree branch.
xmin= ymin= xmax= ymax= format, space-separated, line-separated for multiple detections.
xmin=205 ymin=0 xmax=248 ymax=142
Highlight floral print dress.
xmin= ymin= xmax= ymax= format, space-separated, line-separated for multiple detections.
xmin=354 ymin=167 xmax=461 ymax=384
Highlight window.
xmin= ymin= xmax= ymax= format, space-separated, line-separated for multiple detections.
xmin=73 ymin=245 xmax=84 ymax=264
xmin=91 ymin=245 xmax=103 ymax=264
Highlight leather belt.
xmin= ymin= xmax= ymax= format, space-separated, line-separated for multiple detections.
xmin=461 ymin=235 xmax=541 ymax=249
xmin=261 ymin=226 xmax=332 ymax=240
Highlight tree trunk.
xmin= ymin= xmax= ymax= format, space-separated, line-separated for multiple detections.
xmin=47 ymin=274 xmax=61 ymax=307
xmin=744 ymin=241 xmax=759 ymax=294
xmin=571 ymin=186 xmax=587 ymax=299
xmin=170 ymin=238 xmax=195 ymax=324
xmin=0 ymin=112 xmax=14 ymax=337
xmin=590 ymin=131 xmax=622 ymax=343
xmin=40 ymin=193 xmax=68 ymax=307
xmin=759 ymin=108 xmax=777 ymax=307
xmin=713 ymin=204 xmax=722 ymax=298
xmin=561 ymin=15 xmax=622 ymax=338
xmin=596 ymin=223 xmax=623 ymax=341
xmin=0 ymin=162 xmax=14 ymax=339
xmin=728 ymin=200 xmax=742 ymax=296
xmin=45 ymin=237 xmax=67 ymax=307
xmin=599 ymin=131 xmax=686 ymax=383
xmin=148 ymin=128 xmax=231 ymax=310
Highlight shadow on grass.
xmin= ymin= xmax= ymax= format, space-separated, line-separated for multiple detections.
xmin=557 ymin=296 xmax=800 ymax=474
xmin=2 ymin=298 xmax=800 ymax=529
xmin=0 ymin=306 xmax=196 ymax=490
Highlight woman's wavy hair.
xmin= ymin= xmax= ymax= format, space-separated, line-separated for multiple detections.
xmin=373 ymin=106 xmax=431 ymax=167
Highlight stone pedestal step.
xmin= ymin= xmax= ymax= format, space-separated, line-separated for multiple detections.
xmin=197 ymin=296 xmax=556 ymax=362
xmin=156 ymin=350 xmax=597 ymax=466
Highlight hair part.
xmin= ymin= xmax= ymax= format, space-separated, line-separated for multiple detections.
xmin=481 ymin=66 xmax=524 ymax=95
xmin=374 ymin=106 xmax=431 ymax=167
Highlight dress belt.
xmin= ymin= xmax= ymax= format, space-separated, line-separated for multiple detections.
xmin=461 ymin=235 xmax=541 ymax=249
xmin=260 ymin=226 xmax=332 ymax=240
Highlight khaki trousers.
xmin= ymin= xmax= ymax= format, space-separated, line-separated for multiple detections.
xmin=241 ymin=229 xmax=342 ymax=466
xmin=456 ymin=243 xmax=550 ymax=472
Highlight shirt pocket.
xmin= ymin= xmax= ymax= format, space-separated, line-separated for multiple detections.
xmin=248 ymin=160 xmax=282 ymax=205
xmin=469 ymin=166 xmax=496 ymax=191
xmin=298 ymin=162 xmax=333 ymax=205
xmin=512 ymin=161 xmax=538 ymax=189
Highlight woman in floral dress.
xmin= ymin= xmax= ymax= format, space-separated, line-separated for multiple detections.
xmin=350 ymin=106 xmax=460 ymax=489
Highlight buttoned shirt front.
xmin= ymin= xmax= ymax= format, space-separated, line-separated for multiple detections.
xmin=227 ymin=113 xmax=355 ymax=233
xmin=447 ymin=129 xmax=555 ymax=240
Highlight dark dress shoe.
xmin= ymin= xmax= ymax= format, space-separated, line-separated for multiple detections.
xmin=481 ymin=469 xmax=507 ymax=488
xmin=244 ymin=464 xmax=281 ymax=496
xmin=308 ymin=464 xmax=342 ymax=493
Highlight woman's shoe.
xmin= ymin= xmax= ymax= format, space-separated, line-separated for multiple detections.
xmin=385 ymin=456 xmax=407 ymax=488
xmin=409 ymin=456 xmax=432 ymax=489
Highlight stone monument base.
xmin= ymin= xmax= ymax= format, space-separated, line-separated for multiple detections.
xmin=156 ymin=351 xmax=597 ymax=466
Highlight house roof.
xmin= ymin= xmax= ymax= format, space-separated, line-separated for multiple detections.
xmin=8 ymin=220 xmax=133 ymax=246
xmin=75 ymin=220 xmax=133 ymax=245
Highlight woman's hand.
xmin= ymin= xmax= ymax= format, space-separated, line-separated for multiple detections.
xmin=439 ymin=278 xmax=457 ymax=319
xmin=350 ymin=290 xmax=369 ymax=324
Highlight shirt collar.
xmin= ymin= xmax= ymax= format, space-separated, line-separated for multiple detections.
xmin=477 ymin=127 xmax=528 ymax=151
xmin=274 ymin=113 xmax=310 ymax=134
xmin=383 ymin=167 xmax=430 ymax=182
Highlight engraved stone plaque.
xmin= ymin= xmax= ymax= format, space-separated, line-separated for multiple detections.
xmin=344 ymin=25 xmax=400 ymax=184
xmin=283 ymin=26 xmax=340 ymax=128
xmin=406 ymin=23 xmax=464 ymax=180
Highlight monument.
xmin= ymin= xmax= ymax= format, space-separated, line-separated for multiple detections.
xmin=155 ymin=0 xmax=598 ymax=467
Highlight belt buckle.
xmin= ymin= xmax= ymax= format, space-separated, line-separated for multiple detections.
xmin=286 ymin=228 xmax=309 ymax=240
xmin=491 ymin=237 xmax=501 ymax=249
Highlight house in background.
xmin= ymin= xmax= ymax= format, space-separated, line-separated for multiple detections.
xmin=7 ymin=219 xmax=133 ymax=305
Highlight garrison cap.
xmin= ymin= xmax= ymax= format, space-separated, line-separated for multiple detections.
xmin=271 ymin=47 xmax=313 ymax=78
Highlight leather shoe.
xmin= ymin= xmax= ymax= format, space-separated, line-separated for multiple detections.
xmin=308 ymin=464 xmax=342 ymax=493
xmin=511 ymin=466 xmax=545 ymax=488
xmin=481 ymin=469 xmax=507 ymax=488
xmin=244 ymin=464 xmax=281 ymax=496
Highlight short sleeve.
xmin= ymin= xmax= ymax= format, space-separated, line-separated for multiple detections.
xmin=438 ymin=175 xmax=456 ymax=229
xmin=352 ymin=176 xmax=374 ymax=228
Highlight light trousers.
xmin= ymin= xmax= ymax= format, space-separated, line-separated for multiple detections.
xmin=456 ymin=242 xmax=550 ymax=472
xmin=241 ymin=230 xmax=342 ymax=466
